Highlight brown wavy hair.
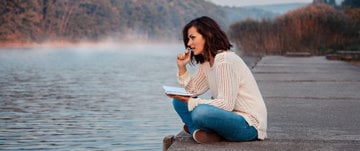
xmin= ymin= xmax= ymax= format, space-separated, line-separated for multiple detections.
xmin=182 ymin=16 xmax=232 ymax=64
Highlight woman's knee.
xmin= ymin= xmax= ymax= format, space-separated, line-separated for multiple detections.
xmin=172 ymin=98 xmax=180 ymax=105
xmin=191 ymin=104 xmax=216 ymax=124
xmin=172 ymin=98 xmax=187 ymax=111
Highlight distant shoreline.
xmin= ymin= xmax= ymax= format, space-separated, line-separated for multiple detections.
xmin=1 ymin=41 xmax=358 ymax=67
xmin=0 ymin=41 xmax=82 ymax=48
xmin=0 ymin=40 xmax=179 ymax=49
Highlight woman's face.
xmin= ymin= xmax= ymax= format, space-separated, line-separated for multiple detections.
xmin=187 ymin=26 xmax=205 ymax=55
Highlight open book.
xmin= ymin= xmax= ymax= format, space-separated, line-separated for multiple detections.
xmin=162 ymin=85 xmax=193 ymax=96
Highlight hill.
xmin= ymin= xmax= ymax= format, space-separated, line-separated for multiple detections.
xmin=0 ymin=0 xmax=294 ymax=45
xmin=243 ymin=3 xmax=310 ymax=14
xmin=222 ymin=6 xmax=277 ymax=22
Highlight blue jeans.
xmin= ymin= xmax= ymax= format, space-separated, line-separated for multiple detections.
xmin=172 ymin=98 xmax=258 ymax=141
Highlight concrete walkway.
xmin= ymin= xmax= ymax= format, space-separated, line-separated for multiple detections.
xmin=164 ymin=56 xmax=360 ymax=151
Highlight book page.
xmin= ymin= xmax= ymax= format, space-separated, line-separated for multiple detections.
xmin=162 ymin=85 xmax=193 ymax=96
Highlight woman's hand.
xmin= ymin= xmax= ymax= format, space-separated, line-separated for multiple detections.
xmin=177 ymin=49 xmax=192 ymax=76
xmin=166 ymin=94 xmax=190 ymax=104
xmin=177 ymin=49 xmax=191 ymax=68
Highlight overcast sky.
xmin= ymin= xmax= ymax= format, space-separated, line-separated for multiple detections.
xmin=206 ymin=0 xmax=313 ymax=7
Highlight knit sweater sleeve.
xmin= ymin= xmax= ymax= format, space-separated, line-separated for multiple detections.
xmin=177 ymin=64 xmax=209 ymax=96
xmin=188 ymin=61 xmax=239 ymax=112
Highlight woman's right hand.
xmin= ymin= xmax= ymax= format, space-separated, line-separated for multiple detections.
xmin=177 ymin=49 xmax=191 ymax=68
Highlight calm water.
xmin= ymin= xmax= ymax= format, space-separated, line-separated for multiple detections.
xmin=0 ymin=44 xmax=189 ymax=150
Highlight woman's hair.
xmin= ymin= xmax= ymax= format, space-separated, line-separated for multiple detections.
xmin=182 ymin=16 xmax=232 ymax=64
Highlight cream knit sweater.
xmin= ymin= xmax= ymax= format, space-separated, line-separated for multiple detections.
xmin=177 ymin=51 xmax=267 ymax=140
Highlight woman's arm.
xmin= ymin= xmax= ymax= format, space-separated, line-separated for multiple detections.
xmin=177 ymin=65 xmax=209 ymax=96
xmin=176 ymin=49 xmax=209 ymax=97
xmin=187 ymin=62 xmax=238 ymax=111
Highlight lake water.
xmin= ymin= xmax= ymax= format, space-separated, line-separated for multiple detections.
xmin=0 ymin=44 xmax=191 ymax=151
xmin=0 ymin=44 xmax=255 ymax=150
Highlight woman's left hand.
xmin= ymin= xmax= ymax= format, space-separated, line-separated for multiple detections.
xmin=166 ymin=94 xmax=190 ymax=104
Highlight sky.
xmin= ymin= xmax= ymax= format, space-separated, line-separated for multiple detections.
xmin=206 ymin=0 xmax=314 ymax=7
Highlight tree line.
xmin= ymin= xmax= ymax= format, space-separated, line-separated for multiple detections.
xmin=0 ymin=0 xmax=228 ymax=43
xmin=228 ymin=1 xmax=360 ymax=55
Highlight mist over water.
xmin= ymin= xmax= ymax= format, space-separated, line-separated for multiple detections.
xmin=0 ymin=43 xmax=256 ymax=150
xmin=0 ymin=44 xmax=188 ymax=150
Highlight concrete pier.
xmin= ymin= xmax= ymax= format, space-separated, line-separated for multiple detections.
xmin=164 ymin=56 xmax=360 ymax=151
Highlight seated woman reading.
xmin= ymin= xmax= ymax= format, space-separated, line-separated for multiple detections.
xmin=166 ymin=16 xmax=267 ymax=144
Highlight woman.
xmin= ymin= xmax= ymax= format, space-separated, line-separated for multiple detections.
xmin=167 ymin=16 xmax=267 ymax=143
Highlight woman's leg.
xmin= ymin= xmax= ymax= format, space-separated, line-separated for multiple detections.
xmin=172 ymin=99 xmax=197 ymax=134
xmin=191 ymin=104 xmax=258 ymax=141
